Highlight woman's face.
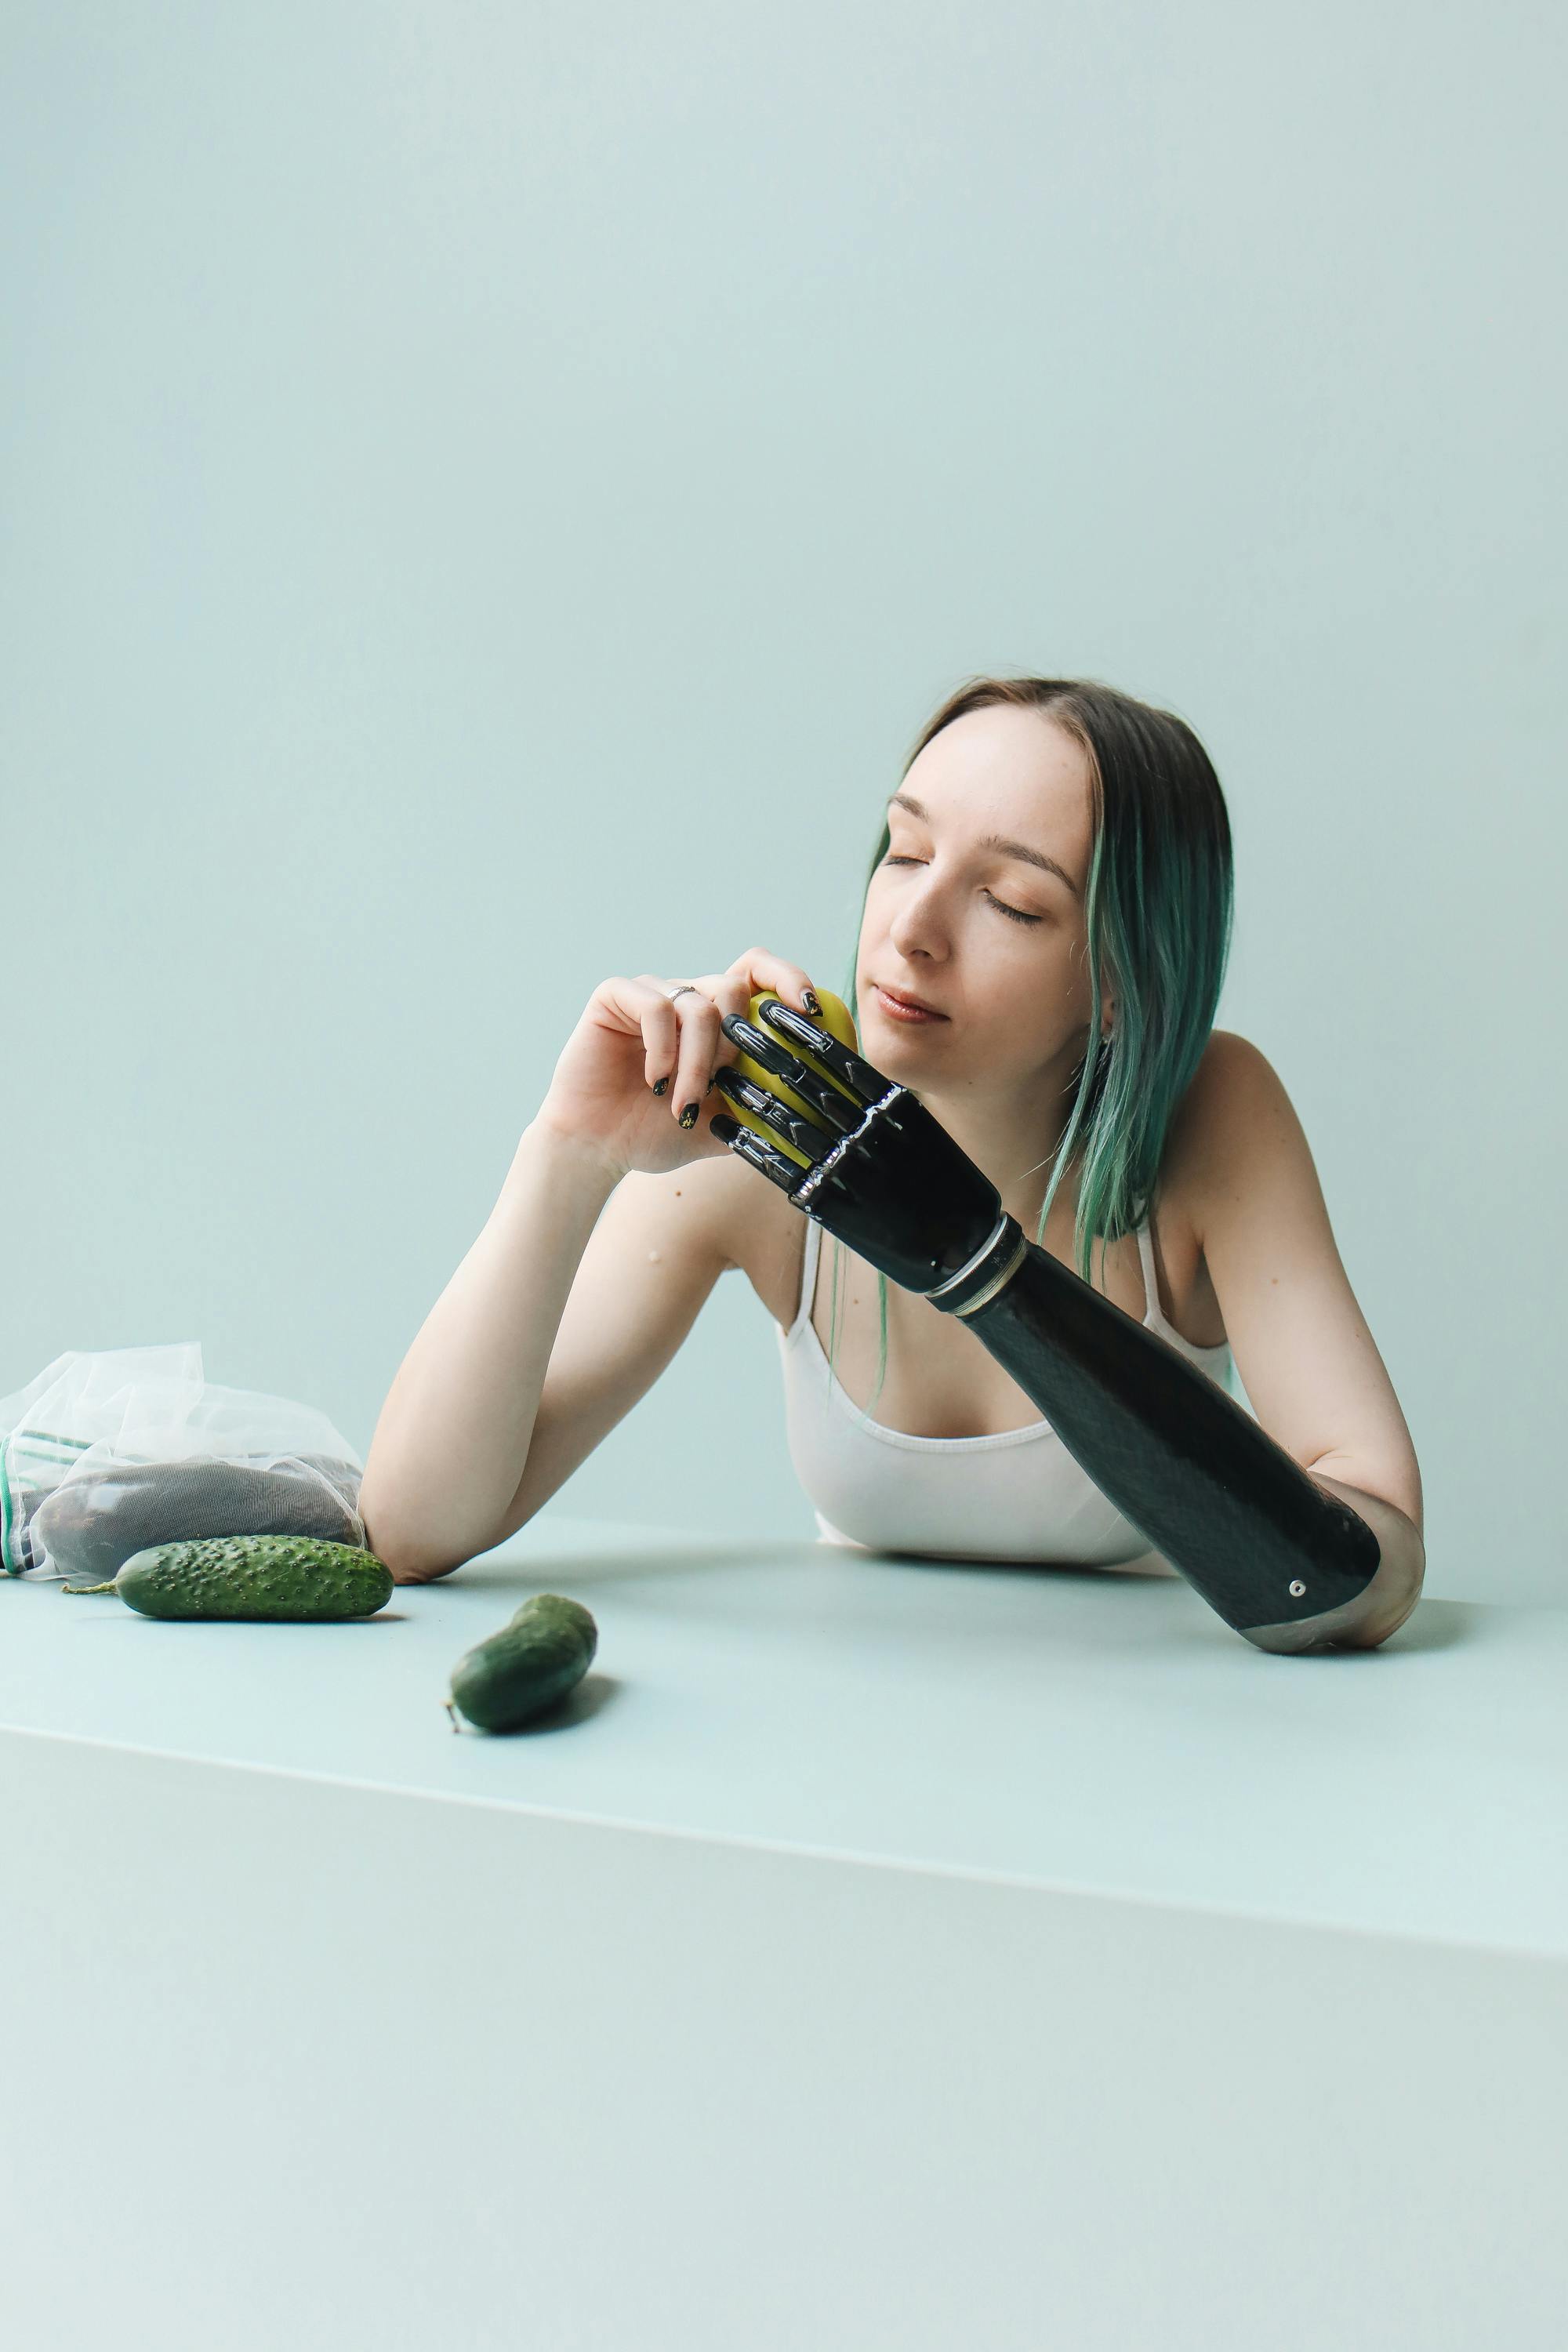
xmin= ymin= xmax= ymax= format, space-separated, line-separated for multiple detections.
xmin=855 ymin=703 xmax=1110 ymax=1102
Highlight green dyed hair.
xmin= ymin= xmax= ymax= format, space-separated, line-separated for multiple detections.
xmin=819 ymin=675 xmax=1235 ymax=1425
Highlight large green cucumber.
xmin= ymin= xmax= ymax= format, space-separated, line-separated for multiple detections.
xmin=447 ymin=1593 xmax=597 ymax=1731
xmin=63 ymin=1534 xmax=394 ymax=1621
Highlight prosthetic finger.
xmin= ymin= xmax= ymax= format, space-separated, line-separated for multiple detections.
xmin=715 ymin=989 xmax=873 ymax=1173
xmin=753 ymin=996 xmax=895 ymax=1107
xmin=721 ymin=1018 xmax=862 ymax=1138
xmin=709 ymin=1112 xmax=802 ymax=1194
xmin=712 ymin=1067 xmax=837 ymax=1165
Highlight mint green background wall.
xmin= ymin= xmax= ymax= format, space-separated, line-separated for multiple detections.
xmin=4 ymin=3 xmax=1561 ymax=1599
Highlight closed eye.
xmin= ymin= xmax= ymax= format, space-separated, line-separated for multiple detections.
xmin=883 ymin=855 xmax=1043 ymax=926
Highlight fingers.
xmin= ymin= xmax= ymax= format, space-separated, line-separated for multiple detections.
xmin=626 ymin=953 xmax=830 ymax=1140
xmin=605 ymin=978 xmax=677 ymax=1094
xmin=723 ymin=947 xmax=823 ymax=1023
xmin=720 ymin=1003 xmax=885 ymax=1119
xmin=718 ymin=1015 xmax=860 ymax=1135
xmin=753 ymin=998 xmax=891 ymax=1105
xmin=710 ymin=1112 xmax=807 ymax=1196
xmin=711 ymin=1067 xmax=837 ymax=1163
xmin=684 ymin=969 xmax=753 ymax=1075
xmin=631 ymin=975 xmax=722 ymax=1130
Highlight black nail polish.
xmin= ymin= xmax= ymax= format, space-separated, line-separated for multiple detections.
xmin=802 ymin=989 xmax=822 ymax=1016
xmin=652 ymin=1077 xmax=668 ymax=1096
xmin=679 ymin=1102 xmax=699 ymax=1130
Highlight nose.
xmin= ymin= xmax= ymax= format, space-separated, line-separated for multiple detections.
xmin=885 ymin=869 xmax=952 ymax=967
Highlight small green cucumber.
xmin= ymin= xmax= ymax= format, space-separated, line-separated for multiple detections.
xmin=62 ymin=1534 xmax=394 ymax=1621
xmin=447 ymin=1592 xmax=597 ymax=1732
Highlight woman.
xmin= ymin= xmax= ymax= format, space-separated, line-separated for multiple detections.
xmin=360 ymin=677 xmax=1425 ymax=1653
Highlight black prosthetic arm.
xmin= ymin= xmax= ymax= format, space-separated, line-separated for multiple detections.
xmin=930 ymin=1219 xmax=1381 ymax=1648
xmin=711 ymin=997 xmax=1384 ymax=1655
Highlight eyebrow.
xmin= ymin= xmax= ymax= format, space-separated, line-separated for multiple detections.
xmin=887 ymin=792 xmax=1080 ymax=900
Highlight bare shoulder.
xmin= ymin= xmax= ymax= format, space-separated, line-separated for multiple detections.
xmin=1159 ymin=1029 xmax=1306 ymax=1250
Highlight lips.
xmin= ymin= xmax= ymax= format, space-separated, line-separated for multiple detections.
xmin=875 ymin=982 xmax=947 ymax=1017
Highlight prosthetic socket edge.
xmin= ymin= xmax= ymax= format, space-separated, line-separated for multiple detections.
xmin=929 ymin=1212 xmax=1384 ymax=1653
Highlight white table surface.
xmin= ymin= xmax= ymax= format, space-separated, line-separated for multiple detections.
xmin=4 ymin=1510 xmax=1563 ymax=1959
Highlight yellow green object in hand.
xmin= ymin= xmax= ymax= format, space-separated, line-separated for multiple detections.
xmin=727 ymin=988 xmax=862 ymax=1171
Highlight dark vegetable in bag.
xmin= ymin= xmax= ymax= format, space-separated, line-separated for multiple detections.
xmin=32 ymin=1453 xmax=363 ymax=1584
xmin=10 ymin=1487 xmax=50 ymax=1575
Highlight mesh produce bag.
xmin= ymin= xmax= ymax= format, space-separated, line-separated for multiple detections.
xmin=0 ymin=1345 xmax=364 ymax=1580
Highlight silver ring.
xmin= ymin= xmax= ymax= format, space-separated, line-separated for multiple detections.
xmin=665 ymin=982 xmax=701 ymax=1003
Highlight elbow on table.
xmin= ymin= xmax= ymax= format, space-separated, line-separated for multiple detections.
xmin=1330 ymin=1498 xmax=1427 ymax=1650
xmin=1304 ymin=1468 xmax=1426 ymax=1650
xmin=384 ymin=1549 xmax=466 ymax=1587
xmin=1330 ymin=1571 xmax=1425 ymax=1650
xmin=359 ymin=1497 xmax=476 ymax=1586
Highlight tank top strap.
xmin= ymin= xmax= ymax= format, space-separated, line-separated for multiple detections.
xmin=1133 ymin=1211 xmax=1162 ymax=1328
xmin=786 ymin=1214 xmax=824 ymax=1342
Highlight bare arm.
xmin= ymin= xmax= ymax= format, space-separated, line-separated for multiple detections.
xmin=360 ymin=950 xmax=824 ymax=1581
xmin=492 ymin=1147 xmax=756 ymax=1543
xmin=358 ymin=1120 xmax=627 ymax=1580
xmin=361 ymin=1127 xmax=749 ymax=1581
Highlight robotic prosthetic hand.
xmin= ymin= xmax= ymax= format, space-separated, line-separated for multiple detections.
xmin=711 ymin=995 xmax=1410 ymax=1656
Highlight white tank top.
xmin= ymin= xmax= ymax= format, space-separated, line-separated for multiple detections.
xmin=776 ymin=1213 xmax=1235 ymax=1572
